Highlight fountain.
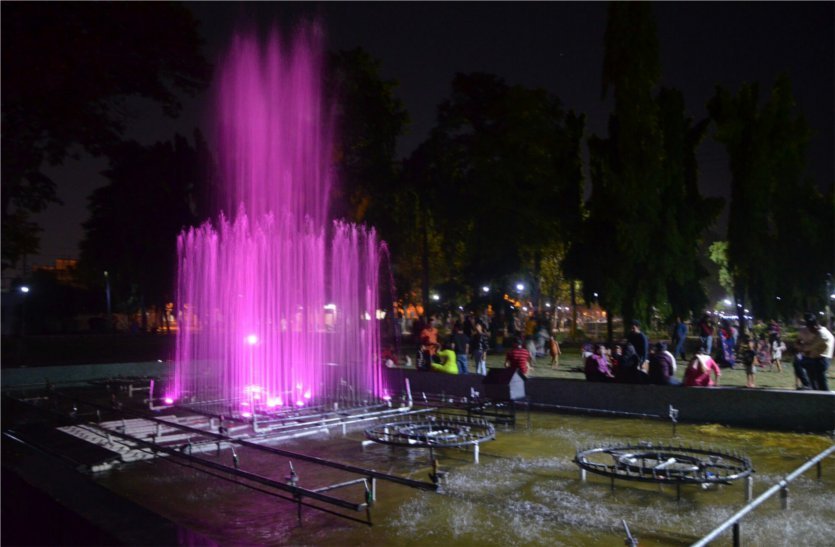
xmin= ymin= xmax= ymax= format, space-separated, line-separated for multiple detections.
xmin=171 ymin=23 xmax=388 ymax=413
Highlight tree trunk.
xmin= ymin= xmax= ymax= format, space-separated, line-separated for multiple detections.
xmin=570 ymin=280 xmax=577 ymax=341
xmin=421 ymin=208 xmax=430 ymax=316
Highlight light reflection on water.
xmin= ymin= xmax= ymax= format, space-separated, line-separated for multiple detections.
xmin=96 ymin=412 xmax=834 ymax=546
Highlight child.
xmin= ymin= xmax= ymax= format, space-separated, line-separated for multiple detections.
xmin=770 ymin=335 xmax=787 ymax=372
xmin=741 ymin=337 xmax=760 ymax=388
xmin=756 ymin=334 xmax=771 ymax=371
xmin=549 ymin=336 xmax=561 ymax=369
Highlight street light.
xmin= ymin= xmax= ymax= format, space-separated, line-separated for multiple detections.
xmin=19 ymin=285 xmax=30 ymax=338
xmin=482 ymin=286 xmax=490 ymax=294
xmin=516 ymin=283 xmax=525 ymax=292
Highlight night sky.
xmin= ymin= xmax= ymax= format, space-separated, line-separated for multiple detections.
xmin=27 ymin=1 xmax=834 ymax=265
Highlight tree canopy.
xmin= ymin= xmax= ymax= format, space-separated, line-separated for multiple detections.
xmin=708 ymin=74 xmax=832 ymax=319
xmin=397 ymin=72 xmax=585 ymax=310
xmin=564 ymin=2 xmax=721 ymax=338
xmin=2 ymin=2 xmax=211 ymax=269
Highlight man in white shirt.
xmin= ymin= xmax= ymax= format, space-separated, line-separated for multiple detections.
xmin=797 ymin=312 xmax=834 ymax=391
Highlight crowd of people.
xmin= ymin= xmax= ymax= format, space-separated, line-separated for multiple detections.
xmin=582 ymin=313 xmax=832 ymax=391
xmin=405 ymin=307 xmax=832 ymax=393
xmin=411 ymin=311 xmax=560 ymax=378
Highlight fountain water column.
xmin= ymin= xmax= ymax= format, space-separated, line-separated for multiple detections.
xmin=172 ymin=23 xmax=387 ymax=408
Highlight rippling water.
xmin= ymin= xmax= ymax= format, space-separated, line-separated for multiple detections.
xmin=96 ymin=412 xmax=835 ymax=546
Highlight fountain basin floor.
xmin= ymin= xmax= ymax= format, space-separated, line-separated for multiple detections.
xmin=3 ymin=387 xmax=834 ymax=546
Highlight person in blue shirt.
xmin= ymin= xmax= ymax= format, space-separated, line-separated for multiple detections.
xmin=672 ymin=316 xmax=688 ymax=359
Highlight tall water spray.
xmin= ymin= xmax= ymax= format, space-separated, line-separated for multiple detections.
xmin=171 ymin=24 xmax=387 ymax=410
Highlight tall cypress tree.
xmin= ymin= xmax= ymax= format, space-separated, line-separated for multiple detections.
xmin=566 ymin=2 xmax=719 ymax=337
xmin=709 ymin=74 xmax=828 ymax=319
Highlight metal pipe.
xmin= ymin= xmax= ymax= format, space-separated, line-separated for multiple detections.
xmin=47 ymin=391 xmax=438 ymax=492
xmin=527 ymin=401 xmax=665 ymax=420
xmin=692 ymin=443 xmax=835 ymax=546
xmin=312 ymin=478 xmax=368 ymax=493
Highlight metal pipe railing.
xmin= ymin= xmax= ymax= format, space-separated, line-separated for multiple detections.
xmin=691 ymin=443 xmax=835 ymax=547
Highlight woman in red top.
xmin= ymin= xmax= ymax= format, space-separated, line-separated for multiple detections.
xmin=683 ymin=349 xmax=721 ymax=387
xmin=504 ymin=337 xmax=532 ymax=377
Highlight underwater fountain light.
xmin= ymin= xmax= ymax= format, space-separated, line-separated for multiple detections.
xmin=163 ymin=397 xmax=174 ymax=405
xmin=245 ymin=334 xmax=259 ymax=346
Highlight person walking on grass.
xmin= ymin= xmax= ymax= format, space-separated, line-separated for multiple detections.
xmin=770 ymin=335 xmax=787 ymax=372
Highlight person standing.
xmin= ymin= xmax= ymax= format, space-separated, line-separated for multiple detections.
xmin=451 ymin=324 xmax=470 ymax=374
xmin=697 ymin=314 xmax=715 ymax=356
xmin=627 ymin=320 xmax=649 ymax=370
xmin=718 ymin=319 xmax=736 ymax=369
xmin=740 ymin=337 xmax=760 ymax=388
xmin=796 ymin=312 xmax=834 ymax=391
xmin=770 ymin=335 xmax=787 ymax=372
xmin=548 ymin=336 xmax=562 ymax=369
xmin=472 ymin=321 xmax=490 ymax=375
xmin=672 ymin=316 xmax=688 ymax=359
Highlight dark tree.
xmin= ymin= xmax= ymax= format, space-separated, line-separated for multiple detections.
xmin=565 ymin=2 xmax=719 ymax=339
xmin=2 ymin=2 xmax=210 ymax=268
xmin=403 ymin=73 xmax=584 ymax=310
xmin=326 ymin=48 xmax=410 ymax=231
xmin=79 ymin=132 xmax=211 ymax=329
xmin=709 ymin=74 xmax=831 ymax=319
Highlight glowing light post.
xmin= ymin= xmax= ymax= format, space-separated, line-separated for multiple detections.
xmin=18 ymin=285 xmax=30 ymax=337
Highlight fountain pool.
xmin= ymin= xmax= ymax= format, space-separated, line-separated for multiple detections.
xmin=94 ymin=410 xmax=835 ymax=546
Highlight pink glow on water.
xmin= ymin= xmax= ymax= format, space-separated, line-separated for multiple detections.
xmin=173 ymin=23 xmax=386 ymax=409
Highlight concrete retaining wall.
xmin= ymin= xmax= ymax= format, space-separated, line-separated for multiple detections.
xmin=4 ymin=363 xmax=831 ymax=433
xmin=384 ymin=369 xmax=835 ymax=433
xmin=2 ymin=361 xmax=169 ymax=390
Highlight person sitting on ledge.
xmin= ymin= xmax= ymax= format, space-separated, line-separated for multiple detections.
xmin=430 ymin=342 xmax=458 ymax=375
xmin=683 ymin=347 xmax=721 ymax=387
xmin=584 ymin=344 xmax=614 ymax=382
xmin=504 ymin=337 xmax=533 ymax=378
xmin=648 ymin=342 xmax=680 ymax=385
xmin=614 ymin=343 xmax=648 ymax=384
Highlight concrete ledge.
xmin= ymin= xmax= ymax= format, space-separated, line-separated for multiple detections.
xmin=5 ymin=364 xmax=831 ymax=433
xmin=384 ymin=368 xmax=835 ymax=433
xmin=1 ymin=361 xmax=169 ymax=390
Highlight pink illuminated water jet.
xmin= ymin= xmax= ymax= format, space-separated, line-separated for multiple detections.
xmin=172 ymin=23 xmax=387 ymax=410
